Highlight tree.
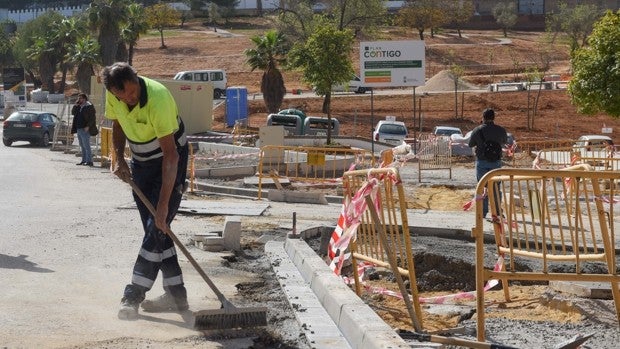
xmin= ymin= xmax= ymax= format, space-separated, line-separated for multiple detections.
xmin=396 ymin=0 xmax=447 ymax=40
xmin=53 ymin=17 xmax=85 ymax=94
xmin=67 ymin=36 xmax=100 ymax=94
xmin=20 ymin=11 xmax=65 ymax=92
xmin=449 ymin=63 xmax=464 ymax=119
xmin=145 ymin=3 xmax=181 ymax=49
xmin=445 ymin=0 xmax=474 ymax=38
xmin=87 ymin=0 xmax=131 ymax=66
xmin=545 ymin=2 xmax=602 ymax=53
xmin=524 ymin=67 xmax=544 ymax=130
xmin=288 ymin=19 xmax=354 ymax=144
xmin=492 ymin=1 xmax=517 ymax=37
xmin=121 ymin=2 xmax=149 ymax=64
xmin=323 ymin=0 xmax=386 ymax=34
xmin=275 ymin=0 xmax=385 ymax=42
xmin=210 ymin=0 xmax=238 ymax=23
xmin=0 ymin=20 xmax=16 ymax=69
xmin=245 ymin=30 xmax=288 ymax=114
xmin=569 ymin=10 xmax=620 ymax=117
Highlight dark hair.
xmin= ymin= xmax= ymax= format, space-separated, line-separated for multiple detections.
xmin=78 ymin=93 xmax=88 ymax=100
xmin=482 ymin=108 xmax=495 ymax=120
xmin=102 ymin=62 xmax=138 ymax=92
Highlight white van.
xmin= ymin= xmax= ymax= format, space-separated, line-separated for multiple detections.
xmin=173 ymin=69 xmax=227 ymax=99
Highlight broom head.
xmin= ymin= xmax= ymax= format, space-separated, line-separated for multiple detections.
xmin=194 ymin=306 xmax=268 ymax=330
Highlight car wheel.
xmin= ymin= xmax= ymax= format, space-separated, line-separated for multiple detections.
xmin=40 ymin=132 xmax=50 ymax=147
xmin=3 ymin=138 xmax=12 ymax=147
xmin=213 ymin=90 xmax=222 ymax=99
xmin=356 ymin=87 xmax=367 ymax=94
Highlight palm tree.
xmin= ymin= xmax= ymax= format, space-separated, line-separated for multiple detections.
xmin=244 ymin=30 xmax=288 ymax=114
xmin=53 ymin=17 xmax=83 ymax=94
xmin=87 ymin=0 xmax=130 ymax=66
xmin=67 ymin=36 xmax=100 ymax=95
xmin=121 ymin=3 xmax=149 ymax=65
xmin=26 ymin=32 xmax=57 ymax=93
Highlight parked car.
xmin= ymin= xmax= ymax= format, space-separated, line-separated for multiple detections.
xmin=373 ymin=118 xmax=408 ymax=146
xmin=573 ymin=135 xmax=613 ymax=151
xmin=572 ymin=135 xmax=614 ymax=164
xmin=433 ymin=126 xmax=463 ymax=137
xmin=2 ymin=111 xmax=65 ymax=147
xmin=315 ymin=75 xmax=371 ymax=94
xmin=334 ymin=75 xmax=371 ymax=94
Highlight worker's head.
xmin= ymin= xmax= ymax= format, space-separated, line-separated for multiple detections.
xmin=102 ymin=62 xmax=140 ymax=107
xmin=482 ymin=108 xmax=495 ymax=121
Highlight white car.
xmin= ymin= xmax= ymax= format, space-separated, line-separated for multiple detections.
xmin=313 ymin=75 xmax=372 ymax=93
xmin=573 ymin=135 xmax=613 ymax=151
xmin=433 ymin=126 xmax=463 ymax=137
xmin=373 ymin=119 xmax=408 ymax=146
xmin=332 ymin=75 xmax=371 ymax=94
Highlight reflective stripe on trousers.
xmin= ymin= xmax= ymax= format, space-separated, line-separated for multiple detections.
xmin=122 ymin=143 xmax=189 ymax=304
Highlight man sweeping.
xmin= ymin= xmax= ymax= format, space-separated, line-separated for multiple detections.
xmin=102 ymin=62 xmax=189 ymax=320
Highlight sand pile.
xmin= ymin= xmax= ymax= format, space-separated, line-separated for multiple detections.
xmin=418 ymin=69 xmax=482 ymax=92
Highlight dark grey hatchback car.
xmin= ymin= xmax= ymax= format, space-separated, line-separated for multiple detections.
xmin=2 ymin=110 xmax=62 ymax=147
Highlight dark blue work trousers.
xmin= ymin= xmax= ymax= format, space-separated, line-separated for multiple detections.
xmin=122 ymin=143 xmax=189 ymax=305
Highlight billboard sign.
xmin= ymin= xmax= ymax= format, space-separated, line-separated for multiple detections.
xmin=359 ymin=41 xmax=425 ymax=87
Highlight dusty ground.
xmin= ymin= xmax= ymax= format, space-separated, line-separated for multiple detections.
xmin=124 ymin=17 xmax=620 ymax=348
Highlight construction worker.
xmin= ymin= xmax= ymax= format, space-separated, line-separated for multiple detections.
xmin=102 ymin=62 xmax=189 ymax=320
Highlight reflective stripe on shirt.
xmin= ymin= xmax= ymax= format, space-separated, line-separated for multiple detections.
xmin=129 ymin=117 xmax=187 ymax=162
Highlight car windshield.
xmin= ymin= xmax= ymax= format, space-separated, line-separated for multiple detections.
xmin=7 ymin=113 xmax=37 ymax=122
xmin=380 ymin=124 xmax=406 ymax=135
xmin=436 ymin=129 xmax=460 ymax=136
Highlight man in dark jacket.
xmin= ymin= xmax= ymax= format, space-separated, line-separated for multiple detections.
xmin=468 ymin=108 xmax=508 ymax=220
xmin=71 ymin=93 xmax=97 ymax=166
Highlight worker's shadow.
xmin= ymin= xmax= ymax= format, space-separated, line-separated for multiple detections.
xmin=0 ymin=253 xmax=54 ymax=273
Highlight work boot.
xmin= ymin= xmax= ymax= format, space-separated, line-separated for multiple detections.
xmin=117 ymin=298 xmax=139 ymax=320
xmin=141 ymin=292 xmax=189 ymax=313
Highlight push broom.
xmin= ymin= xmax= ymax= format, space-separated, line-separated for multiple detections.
xmin=128 ymin=180 xmax=268 ymax=330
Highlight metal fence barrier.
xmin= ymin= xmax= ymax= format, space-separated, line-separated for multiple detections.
xmin=342 ymin=167 xmax=424 ymax=330
xmin=473 ymin=165 xmax=620 ymax=342
xmin=416 ymin=134 xmax=452 ymax=181
xmin=257 ymin=145 xmax=374 ymax=199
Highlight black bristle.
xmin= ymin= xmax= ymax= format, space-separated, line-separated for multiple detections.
xmin=193 ymin=307 xmax=268 ymax=330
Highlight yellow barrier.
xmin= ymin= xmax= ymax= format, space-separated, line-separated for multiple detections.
xmin=99 ymin=127 xmax=113 ymax=167
xmin=231 ymin=121 xmax=258 ymax=146
xmin=507 ymin=139 xmax=574 ymax=167
xmin=257 ymin=145 xmax=374 ymax=199
xmin=342 ymin=167 xmax=424 ymax=330
xmin=473 ymin=165 xmax=620 ymax=341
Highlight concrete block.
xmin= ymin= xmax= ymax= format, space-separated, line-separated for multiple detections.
xmin=339 ymin=303 xmax=399 ymax=349
xmin=360 ymin=330 xmax=413 ymax=349
xmin=549 ymin=280 xmax=613 ymax=299
xmin=268 ymin=189 xmax=328 ymax=204
xmin=222 ymin=216 xmax=241 ymax=251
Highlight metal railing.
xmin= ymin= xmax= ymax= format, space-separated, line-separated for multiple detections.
xmin=257 ymin=145 xmax=374 ymax=199
xmin=473 ymin=165 xmax=620 ymax=341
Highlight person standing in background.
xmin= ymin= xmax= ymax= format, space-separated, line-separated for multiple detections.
xmin=468 ymin=108 xmax=508 ymax=220
xmin=71 ymin=93 xmax=97 ymax=166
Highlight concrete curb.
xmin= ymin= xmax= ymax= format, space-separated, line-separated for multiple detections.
xmin=265 ymin=240 xmax=352 ymax=349
xmin=273 ymin=238 xmax=413 ymax=349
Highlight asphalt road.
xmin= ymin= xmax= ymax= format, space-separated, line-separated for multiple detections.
xmin=0 ymin=138 xmax=267 ymax=348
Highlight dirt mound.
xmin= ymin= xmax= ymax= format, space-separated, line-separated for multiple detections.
xmin=419 ymin=69 xmax=483 ymax=92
